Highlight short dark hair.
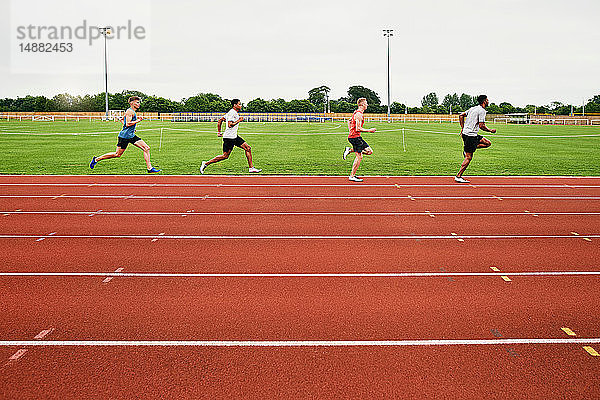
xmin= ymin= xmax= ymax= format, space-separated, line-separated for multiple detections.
xmin=128 ymin=96 xmax=141 ymax=103
xmin=231 ymin=99 xmax=241 ymax=107
xmin=477 ymin=95 xmax=488 ymax=105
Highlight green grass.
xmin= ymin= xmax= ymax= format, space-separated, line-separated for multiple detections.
xmin=0 ymin=120 xmax=599 ymax=175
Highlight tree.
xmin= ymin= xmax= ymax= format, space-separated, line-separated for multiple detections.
xmin=499 ymin=102 xmax=515 ymax=114
xmin=421 ymin=92 xmax=439 ymax=109
xmin=486 ymin=103 xmax=501 ymax=114
xmin=459 ymin=94 xmax=476 ymax=110
xmin=441 ymin=93 xmax=460 ymax=113
xmin=390 ymin=102 xmax=406 ymax=114
xmin=330 ymin=100 xmax=355 ymax=113
xmin=267 ymin=98 xmax=286 ymax=113
xmin=346 ymin=85 xmax=381 ymax=107
xmin=286 ymin=99 xmax=316 ymax=113
xmin=308 ymin=85 xmax=331 ymax=112
xmin=246 ymin=98 xmax=269 ymax=113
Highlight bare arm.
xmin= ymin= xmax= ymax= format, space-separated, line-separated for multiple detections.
xmin=217 ymin=117 xmax=225 ymax=136
xmin=458 ymin=112 xmax=466 ymax=133
xmin=355 ymin=114 xmax=376 ymax=133
xmin=124 ymin=110 xmax=143 ymax=127
xmin=228 ymin=116 xmax=244 ymax=128
xmin=478 ymin=122 xmax=496 ymax=134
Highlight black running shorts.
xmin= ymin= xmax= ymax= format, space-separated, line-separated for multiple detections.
xmin=223 ymin=136 xmax=246 ymax=152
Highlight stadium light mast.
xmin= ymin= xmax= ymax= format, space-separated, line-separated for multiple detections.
xmin=98 ymin=27 xmax=112 ymax=119
xmin=383 ymin=29 xmax=393 ymax=123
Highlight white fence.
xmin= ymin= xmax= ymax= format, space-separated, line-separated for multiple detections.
xmin=493 ymin=117 xmax=593 ymax=126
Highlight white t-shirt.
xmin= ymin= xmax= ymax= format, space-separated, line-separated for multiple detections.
xmin=462 ymin=105 xmax=487 ymax=136
xmin=223 ymin=109 xmax=240 ymax=139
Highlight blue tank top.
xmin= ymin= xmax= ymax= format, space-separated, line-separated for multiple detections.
xmin=118 ymin=110 xmax=137 ymax=139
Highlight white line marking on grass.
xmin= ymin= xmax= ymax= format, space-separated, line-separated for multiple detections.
xmin=2 ymin=271 xmax=599 ymax=278
xmin=4 ymin=234 xmax=600 ymax=240
xmin=1 ymin=338 xmax=600 ymax=347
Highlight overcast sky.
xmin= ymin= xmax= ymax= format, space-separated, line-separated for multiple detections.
xmin=1 ymin=0 xmax=598 ymax=107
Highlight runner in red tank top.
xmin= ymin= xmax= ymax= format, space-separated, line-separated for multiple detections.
xmin=342 ymin=98 xmax=376 ymax=182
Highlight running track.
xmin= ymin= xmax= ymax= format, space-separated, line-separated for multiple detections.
xmin=0 ymin=175 xmax=598 ymax=399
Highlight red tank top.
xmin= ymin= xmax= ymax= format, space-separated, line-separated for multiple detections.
xmin=348 ymin=110 xmax=363 ymax=138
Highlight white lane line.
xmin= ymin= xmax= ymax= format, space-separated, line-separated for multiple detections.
xmin=490 ymin=266 xmax=512 ymax=282
xmin=151 ymin=233 xmax=165 ymax=242
xmin=5 ymin=328 xmax=54 ymax=366
xmin=2 ymin=211 xmax=600 ymax=216
xmin=1 ymin=183 xmax=600 ymax=188
xmin=1 ymin=338 xmax=600 ymax=347
xmin=2 ymin=174 xmax=599 ymax=178
xmin=102 ymin=268 xmax=124 ymax=284
xmin=35 ymin=232 xmax=56 ymax=242
xmin=3 ymin=195 xmax=600 ymax=200
xmin=4 ymin=234 xmax=600 ymax=240
xmin=88 ymin=209 xmax=102 ymax=217
xmin=2 ymin=271 xmax=599 ymax=278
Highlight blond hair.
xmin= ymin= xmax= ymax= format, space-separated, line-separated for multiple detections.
xmin=357 ymin=98 xmax=367 ymax=106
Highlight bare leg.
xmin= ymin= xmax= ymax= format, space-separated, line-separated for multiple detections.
xmin=205 ymin=151 xmax=232 ymax=166
xmin=95 ymin=147 xmax=126 ymax=162
xmin=133 ymin=140 xmax=153 ymax=170
xmin=350 ymin=147 xmax=372 ymax=177
xmin=478 ymin=137 xmax=491 ymax=148
xmin=351 ymin=152 xmax=363 ymax=177
xmin=240 ymin=143 xmax=254 ymax=168
xmin=456 ymin=152 xmax=473 ymax=177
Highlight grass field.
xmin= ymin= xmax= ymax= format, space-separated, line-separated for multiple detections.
xmin=0 ymin=120 xmax=599 ymax=175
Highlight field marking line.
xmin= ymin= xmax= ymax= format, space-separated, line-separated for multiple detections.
xmin=490 ymin=266 xmax=511 ymax=282
xmin=3 ymin=234 xmax=600 ymax=240
xmin=3 ymin=195 xmax=600 ymax=200
xmin=102 ymin=267 xmax=124 ymax=284
xmin=2 ymin=271 xmax=599 ymax=278
xmin=583 ymin=346 xmax=600 ymax=356
xmin=2 ymin=174 xmax=600 ymax=179
xmin=2 ymin=211 xmax=599 ymax=217
xmin=9 ymin=183 xmax=600 ymax=188
xmin=561 ymin=328 xmax=577 ymax=336
xmin=1 ymin=338 xmax=600 ymax=347
xmin=4 ymin=327 xmax=55 ymax=366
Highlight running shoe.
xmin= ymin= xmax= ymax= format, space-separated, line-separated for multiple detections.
xmin=147 ymin=167 xmax=161 ymax=173
xmin=249 ymin=167 xmax=262 ymax=173
xmin=349 ymin=176 xmax=363 ymax=182
xmin=454 ymin=176 xmax=469 ymax=183
xmin=89 ymin=156 xmax=97 ymax=169
xmin=200 ymin=161 xmax=207 ymax=174
xmin=343 ymin=147 xmax=352 ymax=160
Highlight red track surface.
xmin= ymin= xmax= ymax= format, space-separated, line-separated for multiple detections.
xmin=0 ymin=175 xmax=599 ymax=399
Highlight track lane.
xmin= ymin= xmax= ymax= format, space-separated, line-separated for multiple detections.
xmin=0 ymin=276 xmax=598 ymax=340
xmin=0 ymin=238 xmax=597 ymax=273
xmin=1 ymin=213 xmax=599 ymax=236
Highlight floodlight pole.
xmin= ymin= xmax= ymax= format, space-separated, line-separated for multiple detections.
xmin=383 ymin=29 xmax=393 ymax=123
xmin=99 ymin=27 xmax=111 ymax=119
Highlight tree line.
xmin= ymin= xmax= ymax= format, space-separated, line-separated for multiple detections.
xmin=1 ymin=86 xmax=599 ymax=115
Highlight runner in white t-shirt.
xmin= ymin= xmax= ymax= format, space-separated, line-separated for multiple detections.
xmin=200 ymin=99 xmax=261 ymax=174
xmin=455 ymin=94 xmax=496 ymax=183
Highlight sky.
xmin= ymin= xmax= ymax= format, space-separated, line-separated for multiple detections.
xmin=0 ymin=0 xmax=598 ymax=107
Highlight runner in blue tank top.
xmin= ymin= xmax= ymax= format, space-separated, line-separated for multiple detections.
xmin=89 ymin=96 xmax=161 ymax=173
